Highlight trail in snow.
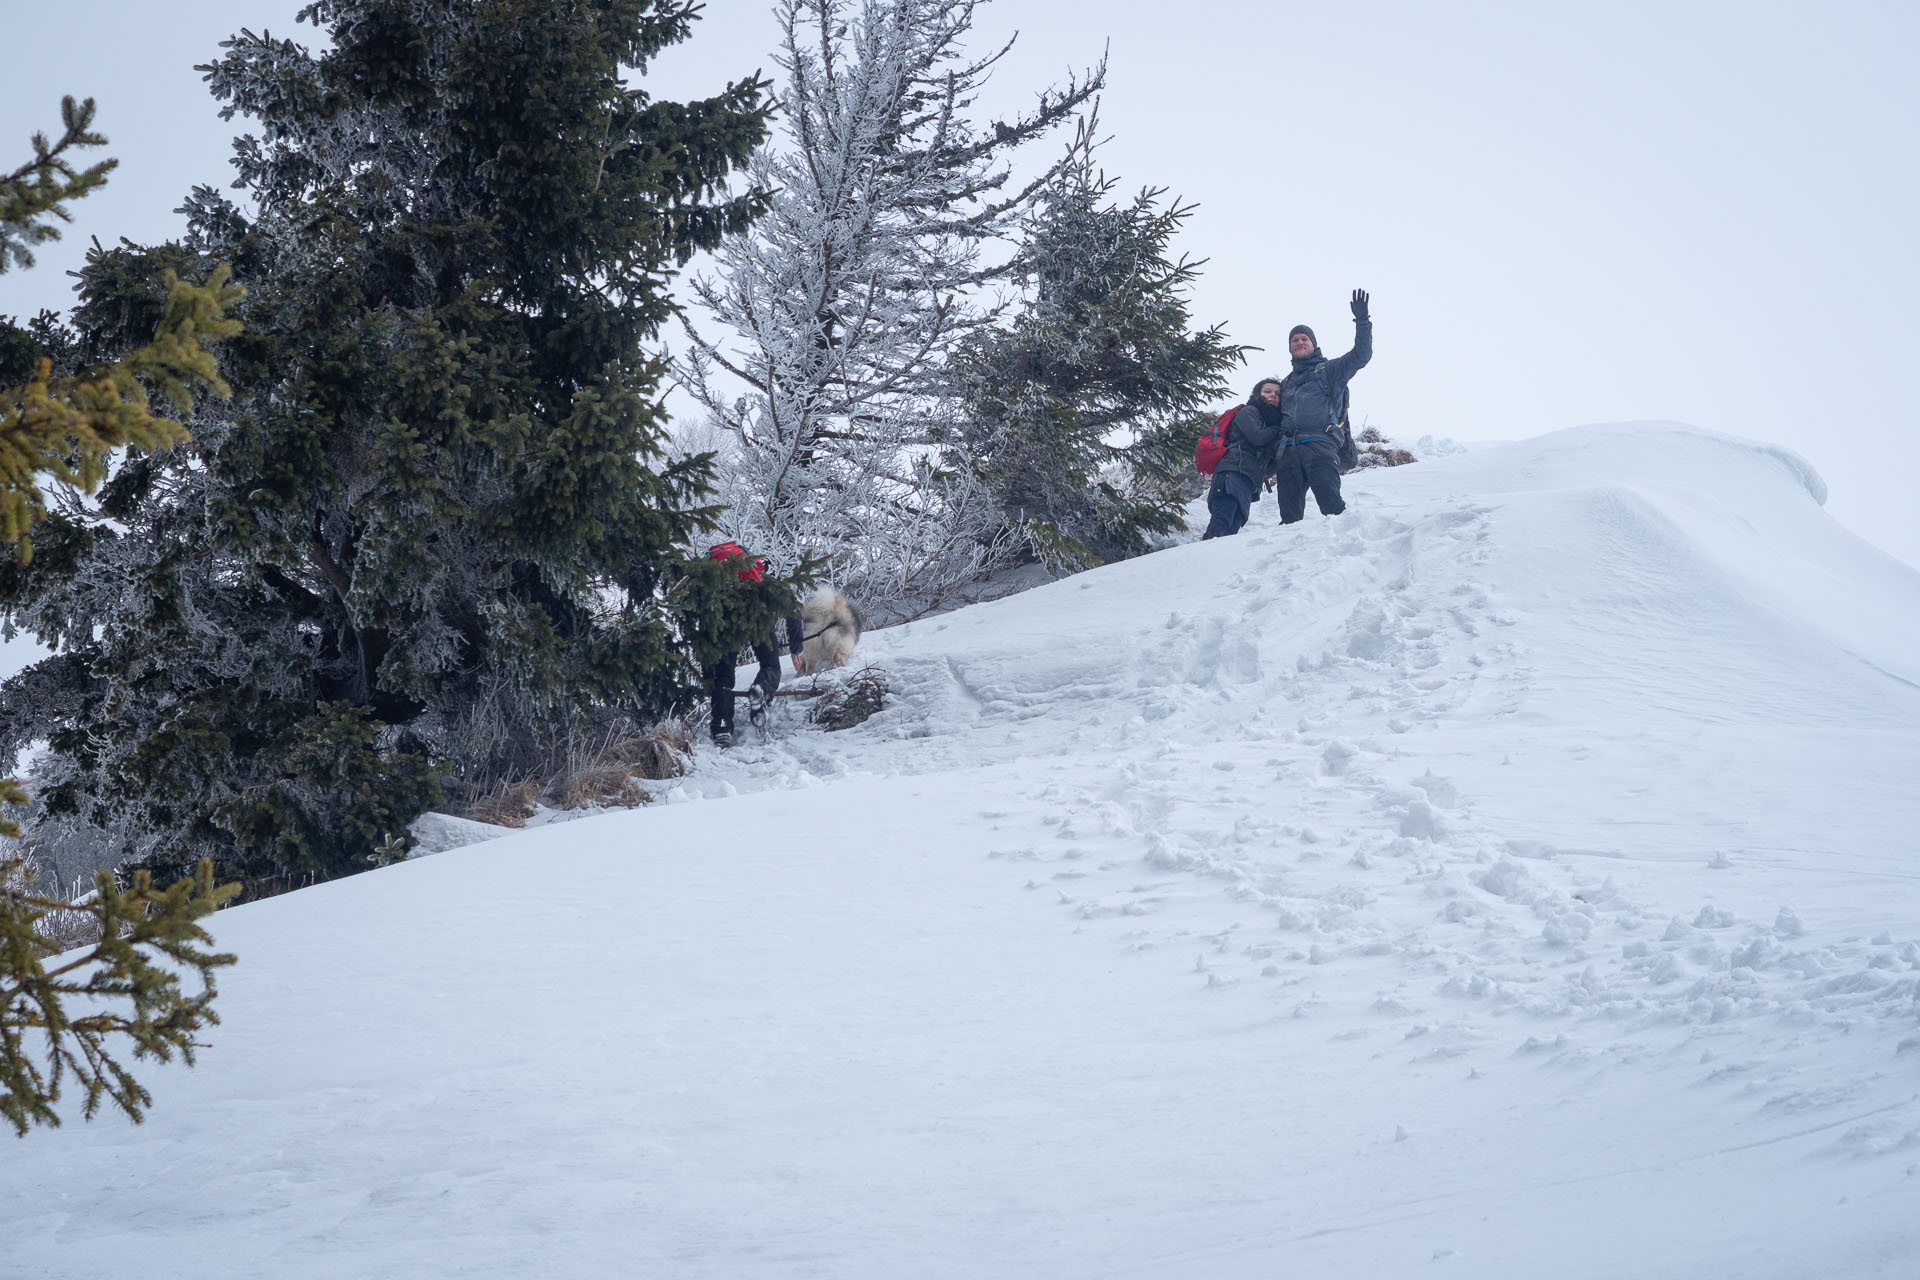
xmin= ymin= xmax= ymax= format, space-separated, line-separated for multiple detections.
xmin=679 ymin=422 xmax=1920 ymax=1151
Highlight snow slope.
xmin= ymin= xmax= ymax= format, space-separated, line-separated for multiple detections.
xmin=7 ymin=422 xmax=1919 ymax=1278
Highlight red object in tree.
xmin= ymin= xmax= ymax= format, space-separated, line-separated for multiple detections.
xmin=708 ymin=541 xmax=765 ymax=582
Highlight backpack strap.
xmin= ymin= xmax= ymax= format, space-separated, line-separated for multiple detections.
xmin=1318 ymin=363 xmax=1347 ymax=429
xmin=1275 ymin=368 xmax=1345 ymax=438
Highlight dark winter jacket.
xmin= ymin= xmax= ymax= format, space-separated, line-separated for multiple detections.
xmin=1279 ymin=318 xmax=1373 ymax=442
xmin=1217 ymin=383 xmax=1286 ymax=481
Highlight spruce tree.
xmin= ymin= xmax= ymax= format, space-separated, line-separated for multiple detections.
xmin=954 ymin=146 xmax=1245 ymax=571
xmin=0 ymin=2 xmax=772 ymax=892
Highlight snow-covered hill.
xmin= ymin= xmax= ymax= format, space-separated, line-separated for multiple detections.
xmin=9 ymin=423 xmax=1919 ymax=1279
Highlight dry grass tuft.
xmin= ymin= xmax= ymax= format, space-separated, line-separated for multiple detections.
xmin=1354 ymin=425 xmax=1417 ymax=468
xmin=555 ymin=720 xmax=695 ymax=810
xmin=3 ymin=856 xmax=105 ymax=951
xmin=453 ymin=718 xmax=696 ymax=824
xmin=463 ymin=777 xmax=544 ymax=828
xmin=32 ymin=897 xmax=103 ymax=952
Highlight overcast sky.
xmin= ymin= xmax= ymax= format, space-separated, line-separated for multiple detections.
xmin=6 ymin=0 xmax=1917 ymax=567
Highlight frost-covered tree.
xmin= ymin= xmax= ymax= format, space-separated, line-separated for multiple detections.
xmin=677 ymin=0 xmax=1102 ymax=620
xmin=0 ymin=1 xmax=771 ymax=892
xmin=953 ymin=146 xmax=1244 ymax=571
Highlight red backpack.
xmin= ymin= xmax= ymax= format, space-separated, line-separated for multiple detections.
xmin=1193 ymin=406 xmax=1239 ymax=476
xmin=708 ymin=540 xmax=764 ymax=583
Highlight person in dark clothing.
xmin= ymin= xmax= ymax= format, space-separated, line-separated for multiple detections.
xmin=1201 ymin=377 xmax=1286 ymax=539
xmin=695 ymin=541 xmax=802 ymax=748
xmin=1273 ymin=289 xmax=1372 ymax=524
xmin=705 ymin=616 xmax=804 ymax=746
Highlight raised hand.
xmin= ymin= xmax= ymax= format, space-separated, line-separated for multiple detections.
xmin=1351 ymin=289 xmax=1370 ymax=321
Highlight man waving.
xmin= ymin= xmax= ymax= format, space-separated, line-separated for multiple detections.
xmin=1274 ymin=289 xmax=1372 ymax=523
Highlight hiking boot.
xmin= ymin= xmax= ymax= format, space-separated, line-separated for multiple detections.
xmin=711 ymin=724 xmax=732 ymax=749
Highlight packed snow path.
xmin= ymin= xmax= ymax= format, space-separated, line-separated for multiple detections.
xmin=7 ymin=423 xmax=1918 ymax=1278
xmin=700 ymin=423 xmax=1920 ymax=1051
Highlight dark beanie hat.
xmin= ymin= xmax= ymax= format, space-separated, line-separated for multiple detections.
xmin=1289 ymin=324 xmax=1317 ymax=346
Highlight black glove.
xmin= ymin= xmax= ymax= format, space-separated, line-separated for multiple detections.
xmin=1351 ymin=288 xmax=1370 ymax=322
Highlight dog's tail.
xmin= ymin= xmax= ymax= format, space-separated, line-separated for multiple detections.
xmin=803 ymin=588 xmax=858 ymax=637
xmin=797 ymin=588 xmax=862 ymax=673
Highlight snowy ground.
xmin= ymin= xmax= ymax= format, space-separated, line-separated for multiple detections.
xmin=7 ymin=422 xmax=1919 ymax=1278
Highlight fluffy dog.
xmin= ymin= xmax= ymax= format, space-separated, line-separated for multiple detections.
xmin=798 ymin=588 xmax=863 ymax=673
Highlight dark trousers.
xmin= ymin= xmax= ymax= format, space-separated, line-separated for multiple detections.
xmin=1274 ymin=439 xmax=1346 ymax=524
xmin=706 ymin=640 xmax=780 ymax=738
xmin=1202 ymin=469 xmax=1258 ymax=539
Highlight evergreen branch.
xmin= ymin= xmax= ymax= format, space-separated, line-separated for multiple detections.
xmin=0 ymin=266 xmax=243 ymax=564
xmin=0 ymin=777 xmax=24 ymax=841
xmin=1 ymin=857 xmax=239 ymax=1137
xmin=0 ymin=97 xmax=118 ymax=275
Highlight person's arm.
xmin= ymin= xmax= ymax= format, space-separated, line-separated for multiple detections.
xmin=1326 ymin=289 xmax=1373 ymax=384
xmin=1233 ymin=402 xmax=1282 ymax=451
xmin=786 ymin=616 xmax=805 ymax=670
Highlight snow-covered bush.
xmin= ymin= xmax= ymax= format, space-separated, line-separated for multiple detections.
xmin=1353 ymin=425 xmax=1418 ymax=469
